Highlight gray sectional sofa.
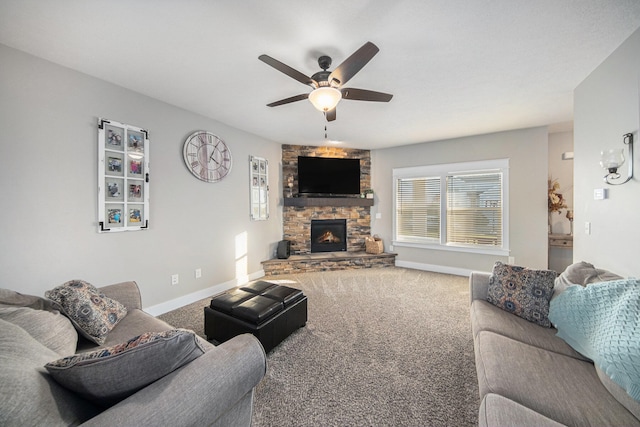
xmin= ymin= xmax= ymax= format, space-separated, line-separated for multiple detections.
xmin=470 ymin=264 xmax=640 ymax=427
xmin=0 ymin=280 xmax=267 ymax=427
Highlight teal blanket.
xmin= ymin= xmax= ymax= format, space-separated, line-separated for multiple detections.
xmin=549 ymin=278 xmax=640 ymax=402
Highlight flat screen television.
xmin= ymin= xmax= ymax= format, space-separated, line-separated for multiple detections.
xmin=297 ymin=156 xmax=360 ymax=196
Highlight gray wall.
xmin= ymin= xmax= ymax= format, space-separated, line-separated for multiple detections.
xmin=371 ymin=127 xmax=549 ymax=273
xmin=574 ymin=27 xmax=640 ymax=278
xmin=0 ymin=44 xmax=283 ymax=311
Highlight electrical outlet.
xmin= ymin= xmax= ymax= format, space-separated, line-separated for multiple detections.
xmin=171 ymin=274 xmax=179 ymax=285
xmin=195 ymin=268 xmax=202 ymax=279
xmin=508 ymin=256 xmax=515 ymax=264
xmin=584 ymin=222 xmax=591 ymax=235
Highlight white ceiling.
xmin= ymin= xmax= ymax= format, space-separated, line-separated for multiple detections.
xmin=2 ymin=1 xmax=640 ymax=149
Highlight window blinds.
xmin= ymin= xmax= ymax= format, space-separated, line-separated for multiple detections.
xmin=446 ymin=173 xmax=502 ymax=246
xmin=395 ymin=177 xmax=440 ymax=242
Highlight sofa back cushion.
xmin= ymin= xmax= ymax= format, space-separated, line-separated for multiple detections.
xmin=0 ymin=306 xmax=77 ymax=356
xmin=0 ymin=288 xmax=53 ymax=310
xmin=0 ymin=319 xmax=99 ymax=426
xmin=554 ymin=261 xmax=623 ymax=297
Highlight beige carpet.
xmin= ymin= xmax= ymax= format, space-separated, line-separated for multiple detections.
xmin=159 ymin=267 xmax=479 ymax=426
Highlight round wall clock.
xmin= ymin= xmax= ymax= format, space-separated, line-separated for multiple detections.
xmin=183 ymin=131 xmax=232 ymax=182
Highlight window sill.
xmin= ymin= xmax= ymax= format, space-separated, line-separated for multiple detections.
xmin=392 ymin=240 xmax=509 ymax=256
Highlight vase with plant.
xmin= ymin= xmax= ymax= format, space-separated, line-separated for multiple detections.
xmin=548 ymin=178 xmax=567 ymax=234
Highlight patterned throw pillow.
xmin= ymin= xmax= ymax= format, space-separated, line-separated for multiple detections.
xmin=45 ymin=329 xmax=206 ymax=407
xmin=45 ymin=280 xmax=127 ymax=345
xmin=487 ymin=261 xmax=557 ymax=327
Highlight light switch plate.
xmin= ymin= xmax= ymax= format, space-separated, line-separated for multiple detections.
xmin=594 ymin=188 xmax=607 ymax=200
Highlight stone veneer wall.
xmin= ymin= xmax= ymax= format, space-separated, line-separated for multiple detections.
xmin=284 ymin=206 xmax=371 ymax=254
xmin=262 ymin=253 xmax=397 ymax=276
xmin=282 ymin=145 xmax=371 ymax=255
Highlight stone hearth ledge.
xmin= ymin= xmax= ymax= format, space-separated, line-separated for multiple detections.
xmin=261 ymin=251 xmax=397 ymax=276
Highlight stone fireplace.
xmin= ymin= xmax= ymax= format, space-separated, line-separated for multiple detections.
xmin=261 ymin=145 xmax=397 ymax=275
xmin=310 ymin=219 xmax=347 ymax=253
xmin=281 ymin=145 xmax=371 ymax=255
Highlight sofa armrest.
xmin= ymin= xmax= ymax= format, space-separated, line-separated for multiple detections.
xmin=98 ymin=281 xmax=142 ymax=311
xmin=81 ymin=333 xmax=267 ymax=427
xmin=470 ymin=271 xmax=491 ymax=303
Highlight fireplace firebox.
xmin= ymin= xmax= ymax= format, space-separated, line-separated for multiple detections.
xmin=310 ymin=219 xmax=347 ymax=253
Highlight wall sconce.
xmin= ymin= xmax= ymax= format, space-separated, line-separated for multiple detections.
xmin=600 ymin=133 xmax=634 ymax=185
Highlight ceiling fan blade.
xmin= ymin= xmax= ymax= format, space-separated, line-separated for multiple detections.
xmin=328 ymin=42 xmax=379 ymax=87
xmin=325 ymin=108 xmax=336 ymax=122
xmin=267 ymin=93 xmax=309 ymax=107
xmin=259 ymin=54 xmax=317 ymax=88
xmin=341 ymin=88 xmax=393 ymax=102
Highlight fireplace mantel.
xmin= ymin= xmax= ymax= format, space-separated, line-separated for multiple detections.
xmin=283 ymin=197 xmax=374 ymax=207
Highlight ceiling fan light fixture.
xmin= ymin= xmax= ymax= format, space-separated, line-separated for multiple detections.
xmin=308 ymin=87 xmax=342 ymax=112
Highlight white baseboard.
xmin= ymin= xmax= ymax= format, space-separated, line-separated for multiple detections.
xmin=395 ymin=260 xmax=472 ymax=277
xmin=144 ymin=269 xmax=266 ymax=316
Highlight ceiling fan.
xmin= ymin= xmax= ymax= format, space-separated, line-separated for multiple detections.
xmin=259 ymin=41 xmax=393 ymax=122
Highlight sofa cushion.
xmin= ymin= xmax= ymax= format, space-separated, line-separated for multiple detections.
xmin=549 ymin=279 xmax=640 ymax=401
xmin=474 ymin=331 xmax=640 ymax=427
xmin=470 ymin=299 xmax=589 ymax=361
xmin=0 ymin=306 xmax=77 ymax=356
xmin=597 ymin=366 xmax=640 ymax=420
xmin=0 ymin=288 xmax=55 ymax=310
xmin=479 ymin=394 xmax=566 ymax=427
xmin=98 ymin=308 xmax=174 ymax=346
xmin=75 ymin=308 xmax=216 ymax=353
xmin=45 ymin=280 xmax=127 ymax=345
xmin=45 ymin=329 xmax=206 ymax=407
xmin=0 ymin=319 xmax=99 ymax=426
xmin=553 ymin=261 xmax=623 ymax=297
xmin=487 ymin=262 xmax=556 ymax=327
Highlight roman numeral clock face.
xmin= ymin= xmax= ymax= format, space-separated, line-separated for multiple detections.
xmin=183 ymin=131 xmax=232 ymax=182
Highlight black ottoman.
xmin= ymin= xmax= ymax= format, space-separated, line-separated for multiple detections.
xmin=204 ymin=281 xmax=307 ymax=352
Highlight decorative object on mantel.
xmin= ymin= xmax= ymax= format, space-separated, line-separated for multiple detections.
xmin=365 ymin=235 xmax=384 ymax=254
xmin=548 ymin=178 xmax=567 ymax=234
xmin=286 ymin=175 xmax=294 ymax=197
xmin=600 ymin=133 xmax=634 ymax=185
xmin=182 ymin=131 xmax=232 ymax=183
xmin=362 ymin=189 xmax=374 ymax=199
xmin=249 ymin=156 xmax=269 ymax=221
xmin=97 ymin=118 xmax=150 ymax=233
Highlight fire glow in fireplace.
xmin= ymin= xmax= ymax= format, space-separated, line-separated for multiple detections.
xmin=310 ymin=219 xmax=347 ymax=253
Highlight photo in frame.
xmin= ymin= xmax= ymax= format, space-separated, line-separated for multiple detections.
xmin=98 ymin=118 xmax=149 ymax=233
xmin=105 ymin=178 xmax=124 ymax=201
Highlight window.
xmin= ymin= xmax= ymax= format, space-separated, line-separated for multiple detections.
xmin=393 ymin=159 xmax=509 ymax=255
xmin=396 ymin=177 xmax=441 ymax=243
